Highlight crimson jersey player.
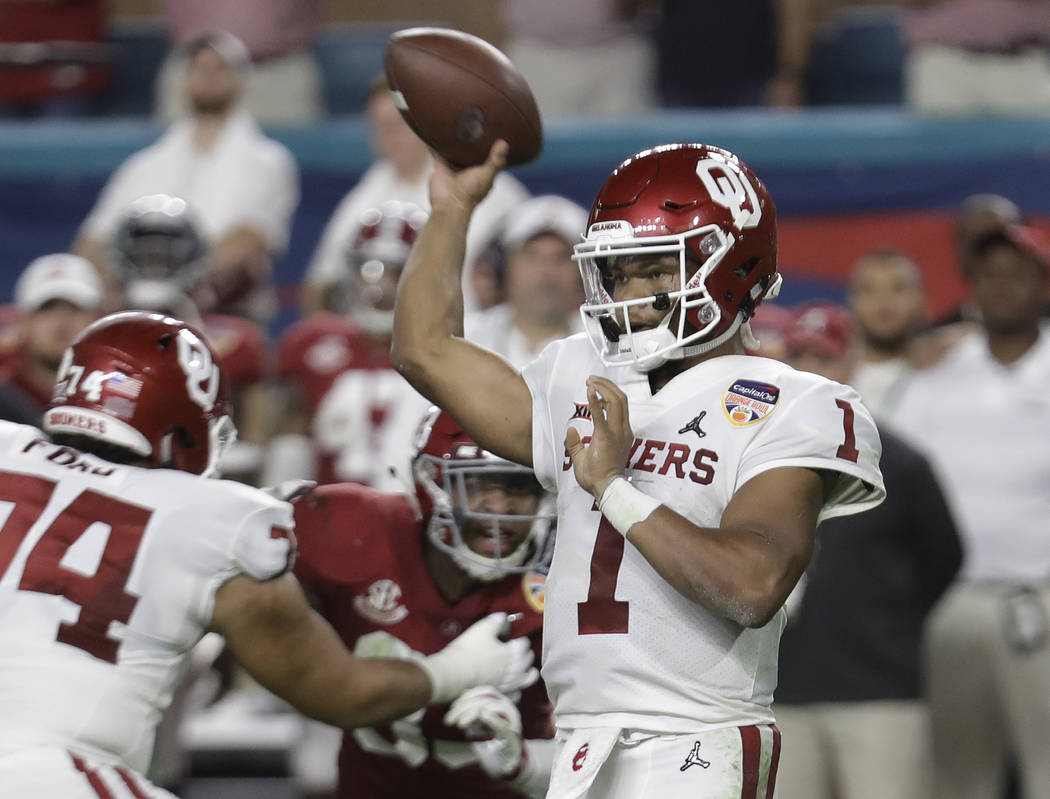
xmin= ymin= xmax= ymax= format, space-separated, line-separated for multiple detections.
xmin=293 ymin=408 xmax=557 ymax=798
xmin=270 ymin=201 xmax=432 ymax=488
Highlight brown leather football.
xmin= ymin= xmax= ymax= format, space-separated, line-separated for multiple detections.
xmin=384 ymin=27 xmax=543 ymax=169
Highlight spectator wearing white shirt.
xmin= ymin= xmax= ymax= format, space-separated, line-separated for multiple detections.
xmin=74 ymin=31 xmax=299 ymax=325
xmin=464 ymin=195 xmax=587 ymax=371
xmin=888 ymin=224 xmax=1050 ymax=799
xmin=301 ymin=76 xmax=529 ymax=315
xmin=155 ymin=0 xmax=324 ymax=125
xmin=847 ymin=249 xmax=926 ymax=419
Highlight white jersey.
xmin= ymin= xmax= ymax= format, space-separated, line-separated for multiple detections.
xmin=464 ymin=303 xmax=583 ymax=372
xmin=522 ymin=335 xmax=884 ymax=732
xmin=887 ymin=328 xmax=1050 ymax=582
xmin=0 ymin=422 xmax=295 ymax=774
xmin=313 ymin=368 xmax=433 ymax=492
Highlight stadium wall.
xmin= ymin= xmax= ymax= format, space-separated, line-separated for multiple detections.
xmin=1 ymin=109 xmax=1048 ymax=333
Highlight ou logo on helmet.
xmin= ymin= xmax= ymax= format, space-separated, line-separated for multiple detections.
xmin=695 ymin=154 xmax=762 ymax=231
xmin=176 ymin=329 xmax=219 ymax=411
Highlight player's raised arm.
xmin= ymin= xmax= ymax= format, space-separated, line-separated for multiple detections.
xmin=390 ymin=141 xmax=534 ymax=466
xmin=211 ymin=573 xmax=537 ymax=729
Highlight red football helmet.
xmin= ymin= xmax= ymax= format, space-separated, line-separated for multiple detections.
xmin=411 ymin=407 xmax=554 ymax=581
xmin=573 ymin=143 xmax=782 ymax=371
xmin=44 ymin=311 xmax=235 ymax=477
xmin=339 ymin=200 xmax=428 ymax=334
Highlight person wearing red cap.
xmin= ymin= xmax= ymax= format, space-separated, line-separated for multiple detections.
xmin=781 ymin=302 xmax=855 ymax=382
xmin=775 ymin=301 xmax=962 ymax=799
xmin=889 ymin=223 xmax=1050 ymax=799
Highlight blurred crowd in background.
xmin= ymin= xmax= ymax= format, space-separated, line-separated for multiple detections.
xmin=1 ymin=1 xmax=1049 ymax=799
xmin=0 ymin=0 xmax=1049 ymax=119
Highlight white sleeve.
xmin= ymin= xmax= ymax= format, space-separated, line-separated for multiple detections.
xmin=230 ymin=140 xmax=300 ymax=254
xmin=230 ymin=492 xmax=297 ymax=581
xmin=738 ymin=377 xmax=886 ymax=523
xmin=521 ymin=341 xmax=562 ymax=493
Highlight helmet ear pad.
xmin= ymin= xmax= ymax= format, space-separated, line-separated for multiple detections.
xmin=163 ymin=425 xmax=202 ymax=471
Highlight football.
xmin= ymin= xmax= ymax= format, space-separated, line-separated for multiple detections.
xmin=384 ymin=27 xmax=543 ymax=169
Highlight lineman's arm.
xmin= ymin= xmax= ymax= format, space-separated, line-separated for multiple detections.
xmin=212 ymin=573 xmax=431 ymax=728
xmin=566 ymin=376 xmax=822 ymax=628
xmin=390 ymin=141 xmax=533 ymax=466
xmin=211 ymin=574 xmax=538 ymax=728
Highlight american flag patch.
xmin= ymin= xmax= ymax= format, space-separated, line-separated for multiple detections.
xmin=106 ymin=373 xmax=142 ymax=399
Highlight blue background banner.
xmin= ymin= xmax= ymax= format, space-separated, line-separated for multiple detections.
xmin=2 ymin=109 xmax=1049 ymax=331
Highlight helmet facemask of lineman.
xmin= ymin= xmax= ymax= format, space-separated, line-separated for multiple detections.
xmin=573 ymin=143 xmax=782 ymax=373
xmin=411 ymin=408 xmax=555 ymax=582
xmin=111 ymin=194 xmax=209 ymax=319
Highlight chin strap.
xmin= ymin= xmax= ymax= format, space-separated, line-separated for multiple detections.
xmin=677 ymin=276 xmax=779 ymax=360
xmin=740 ymin=319 xmax=761 ymax=352
xmin=676 ymin=312 xmax=746 ymax=358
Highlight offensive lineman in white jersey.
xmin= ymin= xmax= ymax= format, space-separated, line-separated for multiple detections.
xmin=391 ymin=141 xmax=886 ymax=799
xmin=0 ymin=311 xmax=537 ymax=798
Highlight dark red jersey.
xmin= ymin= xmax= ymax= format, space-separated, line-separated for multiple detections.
xmin=278 ymin=313 xmax=389 ymax=415
xmin=293 ymin=482 xmax=551 ymax=799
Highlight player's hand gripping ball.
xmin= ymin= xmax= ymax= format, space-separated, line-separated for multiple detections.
xmin=384 ymin=27 xmax=543 ymax=169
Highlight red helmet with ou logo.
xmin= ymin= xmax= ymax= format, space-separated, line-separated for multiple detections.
xmin=44 ymin=311 xmax=235 ymax=477
xmin=573 ymin=142 xmax=782 ymax=372
xmin=410 ymin=407 xmax=554 ymax=581
xmin=339 ymin=200 xmax=428 ymax=334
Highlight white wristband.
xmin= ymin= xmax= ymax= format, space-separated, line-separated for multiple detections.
xmin=598 ymin=477 xmax=661 ymax=538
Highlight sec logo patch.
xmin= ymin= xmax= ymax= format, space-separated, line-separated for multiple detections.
xmin=722 ymin=379 xmax=780 ymax=426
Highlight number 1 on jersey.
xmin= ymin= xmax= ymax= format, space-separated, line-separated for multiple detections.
xmin=835 ymin=399 xmax=860 ymax=463
xmin=577 ymin=517 xmax=629 ymax=635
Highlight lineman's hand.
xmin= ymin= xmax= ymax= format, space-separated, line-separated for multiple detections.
xmin=444 ymin=686 xmax=524 ymax=779
xmin=564 ymin=375 xmax=634 ymax=500
xmin=428 ymin=140 xmax=509 ymax=216
xmin=419 ymin=612 xmax=537 ymax=703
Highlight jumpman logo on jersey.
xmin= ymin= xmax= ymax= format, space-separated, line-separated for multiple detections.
xmin=678 ymin=410 xmax=707 ymax=439
xmin=680 ymin=741 xmax=711 ymax=771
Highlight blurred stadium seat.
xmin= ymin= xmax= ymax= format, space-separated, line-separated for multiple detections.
xmin=805 ymin=6 xmax=905 ymax=106
xmin=314 ymin=21 xmax=436 ymax=115
xmin=103 ymin=19 xmax=170 ymax=116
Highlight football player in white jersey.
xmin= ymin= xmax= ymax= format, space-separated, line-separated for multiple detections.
xmin=0 ymin=311 xmax=538 ymax=799
xmin=391 ymin=141 xmax=886 ymax=799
